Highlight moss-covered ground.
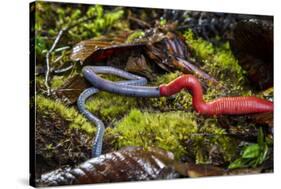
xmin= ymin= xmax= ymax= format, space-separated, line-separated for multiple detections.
xmin=34 ymin=1 xmax=273 ymax=175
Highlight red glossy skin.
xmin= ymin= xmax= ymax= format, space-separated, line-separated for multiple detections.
xmin=159 ymin=75 xmax=273 ymax=115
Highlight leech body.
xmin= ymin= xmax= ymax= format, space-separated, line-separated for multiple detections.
xmin=78 ymin=66 xmax=273 ymax=157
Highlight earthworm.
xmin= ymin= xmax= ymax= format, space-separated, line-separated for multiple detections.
xmin=159 ymin=75 xmax=273 ymax=115
xmin=78 ymin=66 xmax=273 ymax=157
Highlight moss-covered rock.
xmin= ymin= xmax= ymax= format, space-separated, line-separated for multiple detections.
xmin=111 ymin=109 xmax=195 ymax=159
xmin=85 ymin=91 xmax=138 ymax=122
xmin=111 ymin=109 xmax=238 ymax=163
xmin=36 ymin=95 xmax=95 ymax=134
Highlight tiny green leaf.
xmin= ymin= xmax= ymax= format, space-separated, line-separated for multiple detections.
xmin=242 ymin=144 xmax=260 ymax=159
xmin=228 ymin=158 xmax=244 ymax=169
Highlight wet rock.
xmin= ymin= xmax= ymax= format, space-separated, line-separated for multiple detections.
xmin=229 ymin=18 xmax=273 ymax=90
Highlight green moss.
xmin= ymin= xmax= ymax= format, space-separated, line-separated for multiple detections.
xmin=35 ymin=76 xmax=45 ymax=89
xmin=85 ymin=91 xmax=138 ymax=121
xmin=184 ymin=30 xmax=215 ymax=59
xmin=36 ymin=95 xmax=95 ymax=134
xmin=112 ymin=109 xmax=196 ymax=159
xmin=35 ymin=2 xmax=126 ymax=65
xmin=111 ymin=109 xmax=237 ymax=161
xmin=183 ymin=30 xmax=246 ymax=87
xmin=50 ymin=68 xmax=80 ymax=89
xmin=50 ymin=76 xmax=65 ymax=89
xmin=126 ymin=30 xmax=145 ymax=43
xmin=68 ymin=6 xmax=125 ymax=41
xmin=153 ymin=71 xmax=181 ymax=85
xmin=35 ymin=35 xmax=47 ymax=56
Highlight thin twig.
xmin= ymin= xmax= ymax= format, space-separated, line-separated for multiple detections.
xmin=128 ymin=16 xmax=151 ymax=28
xmin=54 ymin=46 xmax=70 ymax=52
xmin=53 ymin=54 xmax=63 ymax=64
xmin=44 ymin=15 xmax=97 ymax=95
xmin=45 ymin=29 xmax=65 ymax=95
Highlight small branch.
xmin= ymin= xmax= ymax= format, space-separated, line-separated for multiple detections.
xmin=128 ymin=16 xmax=151 ymax=28
xmin=54 ymin=46 xmax=70 ymax=53
xmin=44 ymin=15 xmax=97 ymax=95
xmin=45 ymin=29 xmax=65 ymax=95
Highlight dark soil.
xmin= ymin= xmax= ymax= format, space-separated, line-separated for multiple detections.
xmin=35 ymin=110 xmax=92 ymax=179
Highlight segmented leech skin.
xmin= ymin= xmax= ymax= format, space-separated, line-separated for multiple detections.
xmin=159 ymin=75 xmax=273 ymax=115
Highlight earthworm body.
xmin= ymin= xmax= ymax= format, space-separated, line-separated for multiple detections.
xmin=78 ymin=66 xmax=273 ymax=157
